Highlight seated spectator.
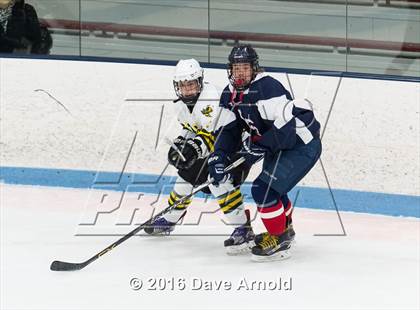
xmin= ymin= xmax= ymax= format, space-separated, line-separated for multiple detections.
xmin=0 ymin=0 xmax=52 ymax=54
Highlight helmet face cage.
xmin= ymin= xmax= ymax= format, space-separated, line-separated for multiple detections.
xmin=227 ymin=44 xmax=260 ymax=91
xmin=173 ymin=76 xmax=203 ymax=105
xmin=173 ymin=59 xmax=204 ymax=105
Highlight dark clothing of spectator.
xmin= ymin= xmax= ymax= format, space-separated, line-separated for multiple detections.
xmin=0 ymin=0 xmax=52 ymax=54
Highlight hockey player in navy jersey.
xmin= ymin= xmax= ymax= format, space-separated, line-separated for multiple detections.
xmin=208 ymin=45 xmax=322 ymax=261
xmin=145 ymin=59 xmax=254 ymax=254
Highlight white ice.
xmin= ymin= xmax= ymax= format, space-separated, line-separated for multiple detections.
xmin=1 ymin=184 xmax=419 ymax=310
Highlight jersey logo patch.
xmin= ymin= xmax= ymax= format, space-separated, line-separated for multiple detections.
xmin=201 ymin=105 xmax=213 ymax=117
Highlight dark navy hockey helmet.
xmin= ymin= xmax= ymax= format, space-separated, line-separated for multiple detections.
xmin=227 ymin=44 xmax=260 ymax=90
xmin=228 ymin=44 xmax=259 ymax=65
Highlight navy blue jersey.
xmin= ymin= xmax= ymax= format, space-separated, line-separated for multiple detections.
xmin=214 ymin=74 xmax=320 ymax=156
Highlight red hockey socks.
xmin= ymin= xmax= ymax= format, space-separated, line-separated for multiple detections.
xmin=257 ymin=200 xmax=286 ymax=235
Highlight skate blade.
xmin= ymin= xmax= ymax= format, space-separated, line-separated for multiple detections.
xmin=251 ymin=249 xmax=292 ymax=262
xmin=146 ymin=229 xmax=173 ymax=236
xmin=226 ymin=241 xmax=255 ymax=256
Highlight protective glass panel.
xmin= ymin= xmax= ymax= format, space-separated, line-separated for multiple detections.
xmin=347 ymin=0 xmax=420 ymax=77
xmin=208 ymin=0 xmax=347 ymax=73
xmin=79 ymin=0 xmax=209 ymax=62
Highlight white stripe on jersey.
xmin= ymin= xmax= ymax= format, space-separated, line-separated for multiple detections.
xmin=256 ymin=94 xmax=290 ymax=122
xmin=295 ymin=118 xmax=314 ymax=144
xmin=257 ymin=97 xmax=315 ymax=144
xmin=290 ymin=98 xmax=316 ymax=144
xmin=293 ymin=98 xmax=313 ymax=110
xmin=256 ymin=95 xmax=294 ymax=130
xmin=273 ymin=99 xmax=294 ymax=129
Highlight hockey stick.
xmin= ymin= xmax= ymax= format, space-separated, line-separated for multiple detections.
xmin=50 ymin=157 xmax=245 ymax=271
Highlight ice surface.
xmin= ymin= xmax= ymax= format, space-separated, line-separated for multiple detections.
xmin=1 ymin=184 xmax=419 ymax=310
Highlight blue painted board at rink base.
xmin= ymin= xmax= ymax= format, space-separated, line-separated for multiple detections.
xmin=1 ymin=166 xmax=419 ymax=218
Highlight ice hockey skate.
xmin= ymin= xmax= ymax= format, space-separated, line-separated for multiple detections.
xmin=254 ymin=224 xmax=296 ymax=246
xmin=251 ymin=228 xmax=295 ymax=262
xmin=144 ymin=216 xmax=177 ymax=235
xmin=224 ymin=224 xmax=255 ymax=255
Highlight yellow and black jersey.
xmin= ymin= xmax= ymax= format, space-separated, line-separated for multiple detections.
xmin=173 ymin=82 xmax=221 ymax=157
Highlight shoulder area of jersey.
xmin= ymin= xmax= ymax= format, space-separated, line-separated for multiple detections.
xmin=199 ymin=82 xmax=220 ymax=100
xmin=290 ymin=98 xmax=313 ymax=109
xmin=252 ymin=72 xmax=279 ymax=85
xmin=194 ymin=83 xmax=220 ymax=118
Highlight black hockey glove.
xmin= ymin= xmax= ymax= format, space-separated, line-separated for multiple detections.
xmin=168 ymin=136 xmax=186 ymax=167
xmin=168 ymin=137 xmax=202 ymax=170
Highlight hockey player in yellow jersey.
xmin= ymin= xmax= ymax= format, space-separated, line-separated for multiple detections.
xmin=144 ymin=59 xmax=255 ymax=254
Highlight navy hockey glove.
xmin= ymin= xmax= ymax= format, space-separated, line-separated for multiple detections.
xmin=168 ymin=137 xmax=202 ymax=170
xmin=240 ymin=137 xmax=266 ymax=167
xmin=207 ymin=153 xmax=231 ymax=186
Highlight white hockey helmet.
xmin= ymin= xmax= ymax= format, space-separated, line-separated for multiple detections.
xmin=173 ymin=58 xmax=204 ymax=105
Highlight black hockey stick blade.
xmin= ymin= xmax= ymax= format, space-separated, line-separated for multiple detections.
xmin=50 ymin=260 xmax=87 ymax=271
